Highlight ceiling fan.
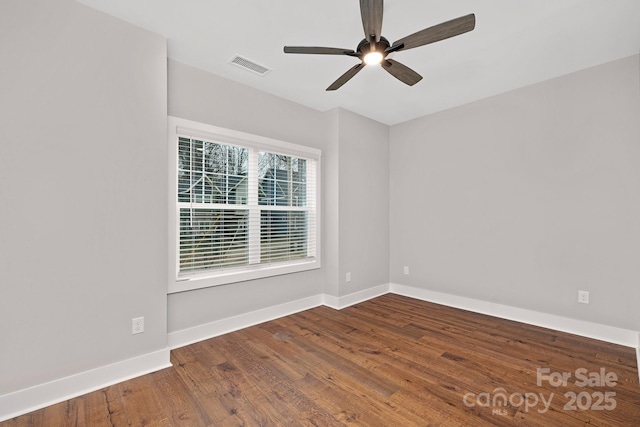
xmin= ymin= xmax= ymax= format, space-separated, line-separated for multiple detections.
xmin=284 ymin=0 xmax=475 ymax=91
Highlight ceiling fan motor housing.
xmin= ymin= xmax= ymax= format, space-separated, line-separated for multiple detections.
xmin=357 ymin=36 xmax=390 ymax=57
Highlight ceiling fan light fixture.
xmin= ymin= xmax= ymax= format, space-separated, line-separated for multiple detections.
xmin=363 ymin=51 xmax=383 ymax=65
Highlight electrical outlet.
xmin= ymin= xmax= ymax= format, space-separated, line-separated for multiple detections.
xmin=346 ymin=272 xmax=351 ymax=282
xmin=578 ymin=291 xmax=589 ymax=304
xmin=403 ymin=266 xmax=409 ymax=275
xmin=132 ymin=317 xmax=144 ymax=334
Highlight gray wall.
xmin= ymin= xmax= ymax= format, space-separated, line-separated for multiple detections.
xmin=0 ymin=0 xmax=168 ymax=394
xmin=323 ymin=108 xmax=341 ymax=297
xmin=167 ymin=60 xmax=391 ymax=332
xmin=337 ymin=109 xmax=390 ymax=296
xmin=390 ymin=55 xmax=640 ymax=331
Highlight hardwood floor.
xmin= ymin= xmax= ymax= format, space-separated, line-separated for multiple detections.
xmin=3 ymin=294 xmax=639 ymax=426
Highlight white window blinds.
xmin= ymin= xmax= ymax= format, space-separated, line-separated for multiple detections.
xmin=169 ymin=117 xmax=321 ymax=293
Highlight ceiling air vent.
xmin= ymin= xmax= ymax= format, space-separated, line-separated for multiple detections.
xmin=229 ymin=55 xmax=271 ymax=76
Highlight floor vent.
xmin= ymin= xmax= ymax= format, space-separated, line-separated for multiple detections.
xmin=229 ymin=55 xmax=271 ymax=76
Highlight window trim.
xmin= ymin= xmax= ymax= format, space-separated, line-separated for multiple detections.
xmin=168 ymin=116 xmax=321 ymax=294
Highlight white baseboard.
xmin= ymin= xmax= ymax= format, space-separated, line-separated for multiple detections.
xmin=168 ymin=294 xmax=325 ymax=349
xmin=168 ymin=285 xmax=391 ymax=350
xmin=637 ymin=338 xmax=640 ymax=385
xmin=0 ymin=348 xmax=171 ymax=423
xmin=323 ymin=284 xmax=390 ymax=310
xmin=390 ymin=283 xmax=639 ymax=348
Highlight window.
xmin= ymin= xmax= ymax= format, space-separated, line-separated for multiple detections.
xmin=169 ymin=117 xmax=321 ymax=293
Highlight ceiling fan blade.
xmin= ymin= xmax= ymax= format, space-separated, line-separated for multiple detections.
xmin=284 ymin=46 xmax=356 ymax=56
xmin=360 ymin=0 xmax=383 ymax=42
xmin=326 ymin=63 xmax=365 ymax=91
xmin=390 ymin=14 xmax=475 ymax=52
xmin=381 ymin=59 xmax=423 ymax=86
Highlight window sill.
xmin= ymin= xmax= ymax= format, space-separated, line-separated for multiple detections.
xmin=168 ymin=259 xmax=321 ymax=294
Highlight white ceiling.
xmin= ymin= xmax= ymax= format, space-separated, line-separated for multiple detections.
xmin=76 ymin=0 xmax=640 ymax=125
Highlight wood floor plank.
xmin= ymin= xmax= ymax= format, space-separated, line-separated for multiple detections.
xmin=2 ymin=294 xmax=639 ymax=426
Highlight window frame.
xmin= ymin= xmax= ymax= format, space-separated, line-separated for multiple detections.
xmin=168 ymin=116 xmax=321 ymax=294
